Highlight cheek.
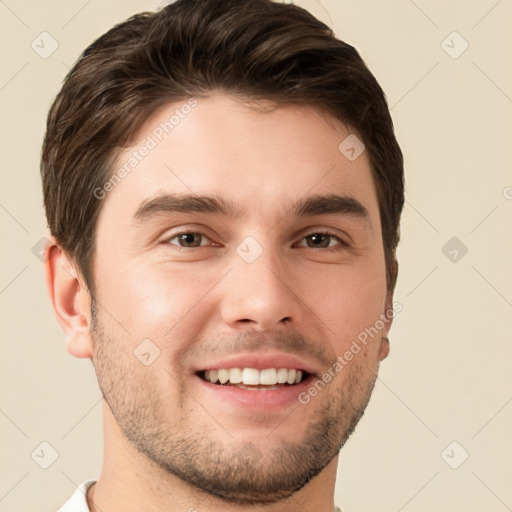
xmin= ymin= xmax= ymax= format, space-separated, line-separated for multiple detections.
xmin=308 ymin=262 xmax=386 ymax=353
xmin=97 ymin=259 xmax=210 ymax=346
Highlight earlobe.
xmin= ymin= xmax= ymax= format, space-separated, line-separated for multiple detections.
xmin=380 ymin=259 xmax=397 ymax=362
xmin=44 ymin=236 xmax=94 ymax=359
xmin=378 ymin=336 xmax=390 ymax=361
xmin=379 ymin=297 xmax=393 ymax=361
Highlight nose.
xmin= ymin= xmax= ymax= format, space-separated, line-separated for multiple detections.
xmin=219 ymin=242 xmax=302 ymax=332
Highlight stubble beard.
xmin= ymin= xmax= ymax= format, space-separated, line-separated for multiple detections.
xmin=90 ymin=303 xmax=379 ymax=505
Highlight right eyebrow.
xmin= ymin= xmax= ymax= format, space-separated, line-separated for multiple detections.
xmin=133 ymin=193 xmax=247 ymax=223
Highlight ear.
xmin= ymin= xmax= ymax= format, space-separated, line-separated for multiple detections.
xmin=378 ymin=257 xmax=399 ymax=361
xmin=44 ymin=236 xmax=94 ymax=358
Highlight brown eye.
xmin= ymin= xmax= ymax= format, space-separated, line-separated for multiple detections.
xmin=168 ymin=232 xmax=207 ymax=248
xmin=297 ymin=232 xmax=346 ymax=249
xmin=306 ymin=233 xmax=330 ymax=248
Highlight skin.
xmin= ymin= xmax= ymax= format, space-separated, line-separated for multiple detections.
xmin=46 ymin=93 xmax=393 ymax=512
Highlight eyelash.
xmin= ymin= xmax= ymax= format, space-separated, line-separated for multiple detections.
xmin=164 ymin=230 xmax=348 ymax=251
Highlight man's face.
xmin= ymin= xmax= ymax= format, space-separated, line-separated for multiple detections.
xmin=88 ymin=93 xmax=391 ymax=504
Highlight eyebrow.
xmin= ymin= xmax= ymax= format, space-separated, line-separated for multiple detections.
xmin=133 ymin=192 xmax=371 ymax=227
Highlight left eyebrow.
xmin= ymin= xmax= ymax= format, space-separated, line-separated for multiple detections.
xmin=132 ymin=192 xmax=372 ymax=229
xmin=292 ymin=193 xmax=371 ymax=227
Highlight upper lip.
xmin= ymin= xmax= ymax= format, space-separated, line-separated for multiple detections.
xmin=194 ymin=351 xmax=319 ymax=376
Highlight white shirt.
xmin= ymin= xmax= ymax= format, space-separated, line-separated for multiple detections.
xmin=57 ymin=480 xmax=343 ymax=511
xmin=57 ymin=480 xmax=96 ymax=512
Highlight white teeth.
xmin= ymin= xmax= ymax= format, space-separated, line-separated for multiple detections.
xmin=276 ymin=368 xmax=288 ymax=383
xmin=259 ymin=368 xmax=277 ymax=385
xmin=218 ymin=369 xmax=229 ymax=384
xmin=203 ymin=367 xmax=306 ymax=386
xmin=286 ymin=369 xmax=296 ymax=385
xmin=229 ymin=368 xmax=242 ymax=384
xmin=242 ymin=368 xmax=260 ymax=385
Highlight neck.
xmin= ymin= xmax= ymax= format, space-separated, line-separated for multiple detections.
xmin=87 ymin=402 xmax=339 ymax=512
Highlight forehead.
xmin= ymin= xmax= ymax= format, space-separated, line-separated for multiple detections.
xmin=97 ymin=93 xmax=380 ymax=229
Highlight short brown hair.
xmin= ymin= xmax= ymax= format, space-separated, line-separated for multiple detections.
xmin=41 ymin=0 xmax=404 ymax=297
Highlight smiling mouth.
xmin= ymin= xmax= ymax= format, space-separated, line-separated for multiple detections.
xmin=197 ymin=367 xmax=310 ymax=390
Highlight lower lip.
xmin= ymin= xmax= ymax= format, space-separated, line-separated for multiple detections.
xmin=194 ymin=374 xmax=313 ymax=412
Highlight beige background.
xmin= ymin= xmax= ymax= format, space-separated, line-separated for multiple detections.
xmin=1 ymin=1 xmax=511 ymax=511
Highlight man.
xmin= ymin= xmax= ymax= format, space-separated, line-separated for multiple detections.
xmin=42 ymin=0 xmax=404 ymax=510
